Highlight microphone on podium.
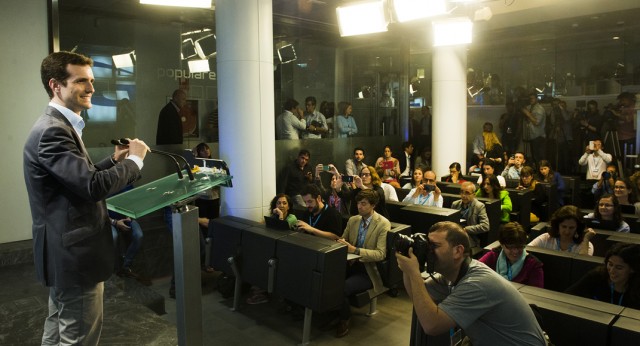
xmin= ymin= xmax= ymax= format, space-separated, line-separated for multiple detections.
xmin=111 ymin=138 xmax=194 ymax=181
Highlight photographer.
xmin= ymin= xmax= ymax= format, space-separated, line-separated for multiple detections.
xmin=577 ymin=100 xmax=604 ymax=143
xmin=402 ymin=170 xmax=442 ymax=207
xmin=591 ymin=164 xmax=617 ymax=201
xmin=578 ymin=139 xmax=612 ymax=180
xmin=395 ymin=221 xmax=546 ymax=345
xmin=609 ymin=92 xmax=637 ymax=153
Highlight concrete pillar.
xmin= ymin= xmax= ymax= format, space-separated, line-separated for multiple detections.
xmin=431 ymin=45 xmax=467 ymax=178
xmin=216 ymin=0 xmax=275 ymax=220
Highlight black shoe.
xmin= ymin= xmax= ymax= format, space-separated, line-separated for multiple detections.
xmin=169 ymin=286 xmax=176 ymax=299
xmin=117 ymin=267 xmax=139 ymax=279
xmin=336 ymin=319 xmax=350 ymax=338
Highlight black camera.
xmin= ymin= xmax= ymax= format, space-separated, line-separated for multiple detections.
xmin=424 ymin=184 xmax=435 ymax=192
xmin=602 ymin=171 xmax=617 ymax=180
xmin=395 ymin=233 xmax=436 ymax=274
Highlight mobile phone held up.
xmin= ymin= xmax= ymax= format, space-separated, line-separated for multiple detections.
xmin=341 ymin=174 xmax=354 ymax=183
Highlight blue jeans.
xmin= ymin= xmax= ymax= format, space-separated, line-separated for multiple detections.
xmin=42 ymin=283 xmax=104 ymax=346
xmin=111 ymin=219 xmax=143 ymax=268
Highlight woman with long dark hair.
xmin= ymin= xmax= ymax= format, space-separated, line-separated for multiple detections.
xmin=567 ymin=243 xmax=640 ymax=309
xmin=477 ymin=174 xmax=512 ymax=223
xmin=528 ymin=205 xmax=596 ymax=255
xmin=584 ymin=194 xmax=630 ymax=233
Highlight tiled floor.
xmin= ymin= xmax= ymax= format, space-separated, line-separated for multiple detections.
xmin=0 ymin=262 xmax=413 ymax=345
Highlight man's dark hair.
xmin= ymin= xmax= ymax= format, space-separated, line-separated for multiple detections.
xmin=172 ymin=89 xmax=186 ymax=100
xmin=355 ymin=189 xmax=379 ymax=206
xmin=305 ymin=96 xmax=316 ymax=106
xmin=301 ymin=184 xmax=322 ymax=199
xmin=353 ymin=147 xmax=365 ymax=155
xmin=429 ymin=221 xmax=471 ymax=256
xmin=41 ymin=51 xmax=93 ymax=98
xmin=194 ymin=142 xmax=211 ymax=158
xmin=402 ymin=141 xmax=413 ymax=151
xmin=587 ymin=100 xmax=598 ymax=108
xmin=483 ymin=161 xmax=496 ymax=170
xmin=298 ymin=149 xmax=311 ymax=158
xmin=284 ymin=98 xmax=299 ymax=111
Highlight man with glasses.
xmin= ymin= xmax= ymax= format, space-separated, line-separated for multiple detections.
xmin=402 ymin=171 xmax=442 ymax=207
xmin=451 ymin=182 xmax=490 ymax=249
xmin=302 ymin=96 xmax=328 ymax=139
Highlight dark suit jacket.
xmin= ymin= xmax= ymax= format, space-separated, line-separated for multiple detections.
xmin=23 ymin=106 xmax=141 ymax=288
xmin=451 ymin=198 xmax=490 ymax=247
xmin=398 ymin=151 xmax=414 ymax=177
xmin=156 ymin=101 xmax=183 ymax=145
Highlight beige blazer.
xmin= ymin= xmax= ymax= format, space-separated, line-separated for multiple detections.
xmin=342 ymin=211 xmax=390 ymax=298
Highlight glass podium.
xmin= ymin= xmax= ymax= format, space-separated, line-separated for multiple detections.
xmin=107 ymin=169 xmax=232 ymax=346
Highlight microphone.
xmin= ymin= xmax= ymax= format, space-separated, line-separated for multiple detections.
xmin=111 ymin=138 xmax=193 ymax=180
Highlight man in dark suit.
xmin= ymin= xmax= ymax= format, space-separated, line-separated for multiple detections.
xmin=156 ymin=89 xmax=187 ymax=145
xmin=398 ymin=141 xmax=414 ymax=186
xmin=23 ymin=51 xmax=149 ymax=345
xmin=451 ymin=181 xmax=490 ymax=249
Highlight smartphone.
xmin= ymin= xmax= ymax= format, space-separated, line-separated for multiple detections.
xmin=424 ymin=184 xmax=435 ymax=192
xmin=588 ymin=141 xmax=595 ymax=150
xmin=341 ymin=174 xmax=354 ymax=183
xmin=323 ymin=164 xmax=330 ymax=171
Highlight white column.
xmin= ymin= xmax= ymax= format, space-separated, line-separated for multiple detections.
xmin=216 ymin=0 xmax=275 ymax=221
xmin=431 ymin=45 xmax=467 ymax=178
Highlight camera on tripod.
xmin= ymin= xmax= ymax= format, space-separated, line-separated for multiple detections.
xmin=395 ymin=233 xmax=437 ymax=274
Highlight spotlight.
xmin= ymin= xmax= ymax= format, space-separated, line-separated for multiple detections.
xmin=188 ymin=59 xmax=210 ymax=73
xmin=140 ymin=0 xmax=211 ymax=9
xmin=474 ymin=7 xmax=492 ymax=22
xmin=394 ymin=0 xmax=447 ymax=23
xmin=432 ymin=17 xmax=472 ymax=47
xmin=112 ymin=51 xmax=135 ymax=69
xmin=337 ymin=0 xmax=388 ymax=37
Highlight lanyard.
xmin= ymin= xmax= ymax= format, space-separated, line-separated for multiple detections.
xmin=610 ymin=283 xmax=625 ymax=306
xmin=506 ymin=261 xmax=513 ymax=281
xmin=309 ymin=204 xmax=327 ymax=227
xmin=556 ymin=238 xmax=574 ymax=252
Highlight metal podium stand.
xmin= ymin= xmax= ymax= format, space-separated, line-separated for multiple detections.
xmin=107 ymin=169 xmax=232 ymax=346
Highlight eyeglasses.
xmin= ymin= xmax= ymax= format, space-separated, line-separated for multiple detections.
xmin=614 ymin=186 xmax=627 ymax=190
xmin=598 ymin=203 xmax=614 ymax=208
xmin=424 ymin=178 xmax=435 ymax=183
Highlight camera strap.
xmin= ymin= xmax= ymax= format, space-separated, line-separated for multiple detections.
xmin=451 ymin=257 xmax=472 ymax=287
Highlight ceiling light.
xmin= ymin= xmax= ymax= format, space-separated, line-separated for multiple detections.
xmin=140 ymin=0 xmax=211 ymax=9
xmin=112 ymin=51 xmax=135 ymax=68
xmin=432 ymin=17 xmax=472 ymax=47
xmin=474 ymin=7 xmax=492 ymax=21
xmin=337 ymin=0 xmax=388 ymax=37
xmin=188 ymin=59 xmax=210 ymax=73
xmin=394 ymin=0 xmax=446 ymax=23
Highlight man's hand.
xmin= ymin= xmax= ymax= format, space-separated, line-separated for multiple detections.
xmin=126 ymin=139 xmax=150 ymax=160
xmin=296 ymin=220 xmax=312 ymax=233
xmin=337 ymin=238 xmax=356 ymax=253
xmin=395 ymin=248 xmax=421 ymax=276
xmin=115 ymin=218 xmax=132 ymax=232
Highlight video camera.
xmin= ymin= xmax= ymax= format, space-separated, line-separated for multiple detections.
xmin=395 ymin=233 xmax=437 ymax=274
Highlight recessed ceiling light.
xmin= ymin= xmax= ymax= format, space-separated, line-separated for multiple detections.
xmin=613 ymin=36 xmax=620 ymax=40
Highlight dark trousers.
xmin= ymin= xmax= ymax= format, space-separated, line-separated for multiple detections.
xmin=340 ymin=262 xmax=372 ymax=320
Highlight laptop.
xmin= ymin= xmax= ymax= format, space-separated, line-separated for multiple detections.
xmin=264 ymin=216 xmax=291 ymax=230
